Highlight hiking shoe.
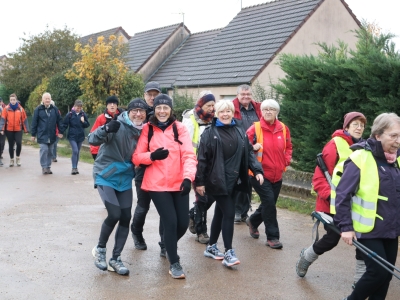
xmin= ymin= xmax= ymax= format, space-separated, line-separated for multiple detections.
xmin=92 ymin=246 xmax=107 ymax=271
xmin=52 ymin=158 xmax=57 ymax=162
xmin=296 ymin=248 xmax=312 ymax=277
xmin=75 ymin=168 xmax=79 ymax=174
xmin=169 ymin=262 xmax=185 ymax=279
xmin=108 ymin=256 xmax=129 ymax=275
xmin=16 ymin=157 xmax=21 ymax=166
xmin=222 ymin=249 xmax=240 ymax=267
xmin=42 ymin=168 xmax=48 ymax=175
xmin=196 ymin=232 xmax=210 ymax=244
xmin=188 ymin=215 xmax=196 ymax=234
xmin=132 ymin=233 xmax=147 ymax=250
xmin=204 ymin=243 xmax=224 ymax=260
xmin=46 ymin=168 xmax=53 ymax=174
xmin=245 ymin=218 xmax=260 ymax=239
xmin=266 ymin=239 xmax=283 ymax=249
xmin=234 ymin=213 xmax=241 ymax=223
xmin=0 ymin=160 xmax=3 ymax=166
xmin=9 ymin=159 xmax=14 ymax=167
xmin=241 ymin=215 xmax=248 ymax=222
xmin=71 ymin=168 xmax=76 ymax=175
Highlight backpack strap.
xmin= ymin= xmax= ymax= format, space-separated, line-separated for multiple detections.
xmin=172 ymin=123 xmax=183 ymax=145
xmin=147 ymin=125 xmax=154 ymax=151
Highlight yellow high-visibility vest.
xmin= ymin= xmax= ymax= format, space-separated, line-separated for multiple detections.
xmin=330 ymin=137 xmax=353 ymax=214
xmin=190 ymin=114 xmax=200 ymax=154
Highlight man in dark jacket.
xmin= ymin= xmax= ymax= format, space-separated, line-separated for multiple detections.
xmin=31 ymin=92 xmax=64 ymax=174
xmin=232 ymin=84 xmax=262 ymax=223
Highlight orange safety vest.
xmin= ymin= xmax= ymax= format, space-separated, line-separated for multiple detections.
xmin=249 ymin=121 xmax=287 ymax=176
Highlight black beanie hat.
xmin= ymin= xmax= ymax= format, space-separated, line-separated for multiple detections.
xmin=106 ymin=95 xmax=119 ymax=105
xmin=127 ymin=98 xmax=148 ymax=111
xmin=153 ymin=94 xmax=173 ymax=109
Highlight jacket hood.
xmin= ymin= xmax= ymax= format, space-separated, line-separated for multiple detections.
xmin=331 ymin=129 xmax=354 ymax=145
xmin=351 ymin=138 xmax=400 ymax=159
xmin=182 ymin=109 xmax=193 ymax=119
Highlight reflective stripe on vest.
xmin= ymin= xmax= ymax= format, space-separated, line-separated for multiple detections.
xmin=347 ymin=149 xmax=396 ymax=233
xmin=329 ymin=137 xmax=353 ymax=214
xmin=190 ymin=114 xmax=200 ymax=154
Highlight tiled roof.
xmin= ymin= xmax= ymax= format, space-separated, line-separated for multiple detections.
xmin=149 ymin=29 xmax=222 ymax=88
xmin=126 ymin=23 xmax=186 ymax=72
xmin=173 ymin=0 xmax=324 ymax=87
xmin=80 ymin=27 xmax=130 ymax=45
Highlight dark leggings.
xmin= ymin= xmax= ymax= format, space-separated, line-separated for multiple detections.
xmin=348 ymin=238 xmax=398 ymax=300
xmin=150 ymin=191 xmax=189 ymax=264
xmin=97 ymin=185 xmax=132 ymax=258
xmin=5 ymin=130 xmax=22 ymax=158
xmin=209 ymin=194 xmax=236 ymax=252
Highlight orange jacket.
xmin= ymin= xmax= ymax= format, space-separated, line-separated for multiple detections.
xmin=0 ymin=104 xmax=29 ymax=132
xmin=132 ymin=120 xmax=197 ymax=192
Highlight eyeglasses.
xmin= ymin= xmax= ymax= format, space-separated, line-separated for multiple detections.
xmin=155 ymin=106 xmax=171 ymax=112
xmin=130 ymin=109 xmax=146 ymax=115
xmin=145 ymin=92 xmax=160 ymax=98
xmin=383 ymin=132 xmax=400 ymax=141
xmin=239 ymin=93 xmax=252 ymax=97
xmin=350 ymin=122 xmax=365 ymax=129
xmin=262 ymin=108 xmax=277 ymax=112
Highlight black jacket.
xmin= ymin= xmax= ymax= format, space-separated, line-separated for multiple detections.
xmin=31 ymin=104 xmax=64 ymax=144
xmin=62 ymin=110 xmax=90 ymax=143
xmin=195 ymin=118 xmax=263 ymax=196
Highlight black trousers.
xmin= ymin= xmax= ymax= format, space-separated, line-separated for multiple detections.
xmin=0 ymin=133 xmax=5 ymax=156
xmin=249 ymin=177 xmax=282 ymax=240
xmin=348 ymin=237 xmax=398 ymax=300
xmin=189 ymin=181 xmax=216 ymax=235
xmin=233 ymin=178 xmax=252 ymax=218
xmin=150 ymin=191 xmax=189 ymax=265
xmin=209 ymin=194 xmax=236 ymax=251
xmin=131 ymin=181 xmax=163 ymax=244
xmin=5 ymin=130 xmax=23 ymax=158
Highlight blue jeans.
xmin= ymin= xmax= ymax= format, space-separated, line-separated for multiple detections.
xmin=52 ymin=137 xmax=59 ymax=159
xmin=39 ymin=143 xmax=54 ymax=168
xmin=69 ymin=140 xmax=82 ymax=168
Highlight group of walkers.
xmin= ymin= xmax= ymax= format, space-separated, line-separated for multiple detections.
xmin=0 ymin=92 xmax=90 ymax=175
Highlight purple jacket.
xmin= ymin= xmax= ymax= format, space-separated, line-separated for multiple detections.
xmin=334 ymin=138 xmax=400 ymax=239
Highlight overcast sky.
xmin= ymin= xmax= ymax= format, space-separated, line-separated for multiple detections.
xmin=0 ymin=0 xmax=399 ymax=55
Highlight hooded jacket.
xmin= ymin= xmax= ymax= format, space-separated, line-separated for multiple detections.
xmin=88 ymin=112 xmax=141 ymax=191
xmin=0 ymin=103 xmax=29 ymax=132
xmin=62 ymin=109 xmax=90 ymax=143
xmin=312 ymin=130 xmax=354 ymax=213
xmin=195 ymin=118 xmax=263 ymax=196
xmin=181 ymin=108 xmax=212 ymax=149
xmin=334 ymin=139 xmax=400 ymax=239
xmin=246 ymin=117 xmax=292 ymax=183
xmin=31 ymin=104 xmax=64 ymax=144
xmin=132 ymin=117 xmax=197 ymax=192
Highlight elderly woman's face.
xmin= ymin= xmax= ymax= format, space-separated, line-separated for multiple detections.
xmin=262 ymin=107 xmax=278 ymax=124
xmin=345 ymin=118 xmax=365 ymax=139
xmin=74 ymin=105 xmax=82 ymax=113
xmin=155 ymin=105 xmax=171 ymax=122
xmin=217 ymin=107 xmax=233 ymax=125
xmin=376 ymin=122 xmax=400 ymax=154
xmin=202 ymin=101 xmax=215 ymax=114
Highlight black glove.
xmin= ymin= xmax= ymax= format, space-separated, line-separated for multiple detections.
xmin=180 ymin=179 xmax=191 ymax=196
xmin=105 ymin=120 xmax=120 ymax=133
xmin=150 ymin=147 xmax=169 ymax=161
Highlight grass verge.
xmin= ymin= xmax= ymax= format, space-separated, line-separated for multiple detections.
xmin=252 ymin=193 xmax=314 ymax=215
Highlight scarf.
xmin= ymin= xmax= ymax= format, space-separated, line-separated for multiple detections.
xmin=216 ymin=118 xmax=236 ymax=127
xmin=194 ymin=104 xmax=214 ymax=123
xmin=384 ymin=152 xmax=397 ymax=164
xmin=122 ymin=111 xmax=144 ymax=130
xmin=9 ymin=102 xmax=19 ymax=111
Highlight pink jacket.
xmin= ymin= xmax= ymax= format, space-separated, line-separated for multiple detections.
xmin=132 ymin=120 xmax=197 ymax=192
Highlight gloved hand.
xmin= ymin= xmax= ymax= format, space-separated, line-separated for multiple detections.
xmin=105 ymin=120 xmax=120 ymax=133
xmin=180 ymin=179 xmax=191 ymax=196
xmin=150 ymin=147 xmax=169 ymax=161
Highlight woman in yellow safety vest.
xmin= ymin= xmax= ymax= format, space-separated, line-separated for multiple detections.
xmin=335 ymin=112 xmax=400 ymax=300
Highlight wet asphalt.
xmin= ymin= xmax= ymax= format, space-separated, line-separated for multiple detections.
xmin=0 ymin=144 xmax=399 ymax=300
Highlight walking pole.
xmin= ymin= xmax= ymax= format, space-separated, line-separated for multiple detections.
xmin=316 ymin=153 xmax=335 ymax=190
xmin=311 ymin=211 xmax=400 ymax=280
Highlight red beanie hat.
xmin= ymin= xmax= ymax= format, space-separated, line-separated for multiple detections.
xmin=343 ymin=112 xmax=367 ymax=129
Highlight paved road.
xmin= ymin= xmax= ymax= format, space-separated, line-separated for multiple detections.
xmin=0 ymin=145 xmax=399 ymax=300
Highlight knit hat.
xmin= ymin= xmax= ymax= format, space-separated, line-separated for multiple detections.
xmin=106 ymin=95 xmax=119 ymax=105
xmin=153 ymin=94 xmax=173 ymax=109
xmin=145 ymin=81 xmax=161 ymax=93
xmin=127 ymin=98 xmax=148 ymax=111
xmin=343 ymin=112 xmax=367 ymax=129
xmin=196 ymin=93 xmax=215 ymax=107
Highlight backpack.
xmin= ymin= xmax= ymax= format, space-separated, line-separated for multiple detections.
xmin=147 ymin=123 xmax=182 ymax=151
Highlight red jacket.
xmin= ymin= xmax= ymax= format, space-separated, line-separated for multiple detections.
xmin=89 ymin=109 xmax=121 ymax=155
xmin=132 ymin=120 xmax=197 ymax=192
xmin=0 ymin=103 xmax=29 ymax=132
xmin=312 ymin=130 xmax=353 ymax=213
xmin=246 ymin=118 xmax=292 ymax=183
xmin=232 ymin=98 xmax=262 ymax=120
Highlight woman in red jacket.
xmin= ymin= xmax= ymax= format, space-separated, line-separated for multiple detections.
xmin=295 ymin=112 xmax=366 ymax=283
xmin=0 ymin=94 xmax=29 ymax=167
xmin=245 ymin=99 xmax=292 ymax=249
xmin=132 ymin=94 xmax=197 ymax=279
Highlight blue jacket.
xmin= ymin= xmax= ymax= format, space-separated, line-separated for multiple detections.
xmin=62 ymin=109 xmax=90 ymax=143
xmin=31 ymin=104 xmax=64 ymax=144
xmin=334 ymin=138 xmax=400 ymax=239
